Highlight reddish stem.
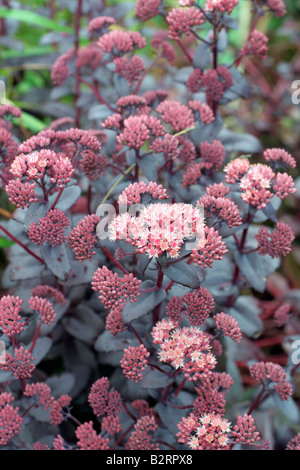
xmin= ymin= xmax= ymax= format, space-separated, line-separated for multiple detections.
xmin=29 ymin=320 xmax=42 ymax=354
xmin=100 ymin=246 xmax=129 ymax=275
xmin=174 ymin=378 xmax=186 ymax=397
xmin=0 ymin=225 xmax=45 ymax=265
xmin=74 ymin=75 xmax=117 ymax=113
xmin=50 ymin=187 xmax=64 ymax=210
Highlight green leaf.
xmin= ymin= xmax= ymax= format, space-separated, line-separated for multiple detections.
xmin=1 ymin=45 xmax=53 ymax=60
xmin=13 ymin=111 xmax=47 ymax=133
xmin=0 ymin=8 xmax=73 ymax=33
xmin=0 ymin=237 xmax=14 ymax=248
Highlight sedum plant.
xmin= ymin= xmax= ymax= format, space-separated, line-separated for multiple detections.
xmin=0 ymin=0 xmax=299 ymax=451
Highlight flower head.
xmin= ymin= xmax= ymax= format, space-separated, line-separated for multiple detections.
xmin=0 ymin=393 xmax=23 ymax=445
xmin=28 ymin=209 xmax=70 ymax=247
xmin=87 ymin=16 xmax=116 ymax=35
xmin=263 ymin=148 xmax=296 ymax=169
xmin=28 ymin=296 xmax=56 ymax=326
xmin=153 ymin=323 xmax=217 ymax=381
xmin=98 ymin=30 xmax=146 ymax=56
xmin=91 ymin=266 xmax=141 ymax=309
xmin=214 ymin=312 xmax=242 ymax=342
xmin=114 ymin=56 xmax=145 ymax=85
xmin=121 ymin=344 xmax=150 ymax=382
xmin=241 ymin=30 xmax=269 ymax=58
xmin=156 ymin=100 xmax=195 ymax=132
xmin=126 ymin=416 xmax=159 ymax=450
xmin=76 ymin=421 xmax=110 ymax=450
xmin=109 ymin=203 xmax=204 ymax=259
xmin=0 ymin=346 xmax=35 ymax=379
xmin=0 ymin=295 xmax=25 ymax=339
xmin=177 ymin=412 xmax=231 ymax=450
xmin=249 ymin=361 xmax=292 ymax=400
xmin=231 ymin=414 xmax=260 ymax=444
xmin=167 ymin=7 xmax=204 ymax=41
xmin=135 ymin=0 xmax=162 ymax=21
xmin=256 ymin=222 xmax=294 ymax=258
xmin=69 ymin=214 xmax=101 ymax=262
xmin=191 ymin=226 xmax=228 ymax=268
xmin=205 ymin=0 xmax=239 ymax=14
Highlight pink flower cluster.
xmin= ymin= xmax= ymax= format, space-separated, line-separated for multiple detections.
xmin=167 ymin=7 xmax=204 ymax=41
xmin=87 ymin=16 xmax=115 ymax=35
xmin=114 ymin=56 xmax=145 ymax=85
xmin=0 ymin=295 xmax=25 ymax=339
xmin=166 ymin=287 xmax=215 ymax=327
xmin=241 ymin=30 xmax=269 ymax=58
xmin=24 ymin=382 xmax=72 ymax=425
xmin=126 ymin=415 xmax=159 ymax=450
xmin=0 ymin=104 xmax=22 ymax=120
xmin=98 ymin=30 xmax=146 ymax=56
xmin=231 ymin=414 xmax=260 ymax=444
xmin=188 ymin=66 xmax=234 ymax=103
xmin=120 ymin=344 xmax=150 ymax=382
xmin=156 ymin=100 xmax=195 ymax=132
xmin=200 ymin=140 xmax=226 ymax=170
xmin=177 ymin=412 xmax=231 ymax=450
xmin=108 ymin=203 xmax=204 ymax=259
xmin=214 ymin=312 xmax=242 ymax=343
xmin=190 ymin=226 xmax=228 ymax=269
xmin=68 ymin=214 xmax=101 ymax=262
xmin=118 ymin=181 xmax=168 ymax=206
xmin=135 ymin=0 xmax=161 ymax=21
xmin=91 ymin=266 xmax=141 ymax=309
xmin=225 ymin=158 xmax=296 ymax=209
xmin=204 ymin=0 xmax=239 ymax=14
xmin=256 ymin=222 xmax=295 ymax=258
xmin=28 ymin=296 xmax=56 ymax=326
xmin=264 ymin=148 xmax=296 ymax=169
xmin=152 ymin=320 xmax=217 ymax=381
xmin=51 ymin=49 xmax=74 ymax=86
xmin=30 ymin=285 xmax=65 ymax=305
xmin=0 ymin=393 xmax=23 ymax=445
xmin=0 ymin=346 xmax=35 ymax=379
xmin=10 ymin=149 xmax=74 ymax=188
xmin=249 ymin=361 xmax=292 ymax=400
xmin=197 ymin=194 xmax=242 ymax=228
xmin=88 ymin=377 xmax=122 ymax=417
xmin=75 ymin=421 xmax=110 ymax=450
xmin=0 ymin=128 xmax=18 ymax=165
xmin=267 ymin=0 xmax=287 ymax=18
xmin=28 ymin=209 xmax=70 ymax=247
